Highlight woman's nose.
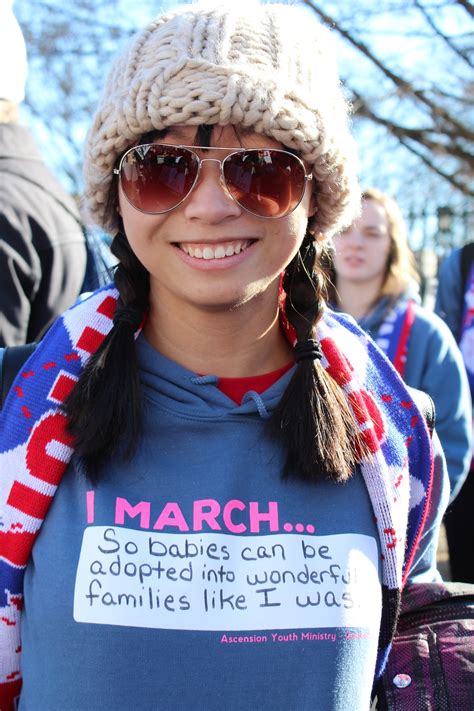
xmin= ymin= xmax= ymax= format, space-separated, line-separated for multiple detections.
xmin=183 ymin=159 xmax=242 ymax=222
xmin=343 ymin=226 xmax=364 ymax=245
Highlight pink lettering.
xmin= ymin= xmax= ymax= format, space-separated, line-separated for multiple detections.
xmin=249 ymin=501 xmax=279 ymax=533
xmin=86 ymin=490 xmax=95 ymax=524
xmin=193 ymin=499 xmax=222 ymax=531
xmin=115 ymin=497 xmax=150 ymax=529
xmin=153 ymin=502 xmax=189 ymax=531
xmin=223 ymin=500 xmax=246 ymax=533
xmin=110 ymin=498 xmax=281 ymax=533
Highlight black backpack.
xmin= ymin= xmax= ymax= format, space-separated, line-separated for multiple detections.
xmin=460 ymin=242 xmax=474 ymax=296
xmin=374 ymin=581 xmax=474 ymax=709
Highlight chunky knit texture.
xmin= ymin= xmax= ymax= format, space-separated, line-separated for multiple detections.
xmin=83 ymin=2 xmax=360 ymax=236
xmin=0 ymin=286 xmax=434 ymax=709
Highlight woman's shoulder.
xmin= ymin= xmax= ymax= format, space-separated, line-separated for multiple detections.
xmin=438 ymin=247 xmax=462 ymax=279
xmin=408 ymin=303 xmax=467 ymax=376
xmin=411 ymin=302 xmax=457 ymax=343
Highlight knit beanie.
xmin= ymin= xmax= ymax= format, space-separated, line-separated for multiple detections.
xmin=0 ymin=1 xmax=27 ymax=103
xmin=83 ymin=1 xmax=360 ymax=236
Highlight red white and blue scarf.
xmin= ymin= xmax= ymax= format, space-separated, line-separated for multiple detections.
xmin=373 ymin=299 xmax=416 ymax=378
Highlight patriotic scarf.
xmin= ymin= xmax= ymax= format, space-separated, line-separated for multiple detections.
xmin=373 ymin=299 xmax=416 ymax=378
xmin=0 ymin=286 xmax=433 ymax=710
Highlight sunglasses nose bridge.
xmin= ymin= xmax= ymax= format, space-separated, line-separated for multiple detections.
xmin=193 ymin=156 xmax=223 ymax=188
xmin=197 ymin=156 xmax=224 ymax=175
xmin=192 ymin=156 xmax=237 ymax=203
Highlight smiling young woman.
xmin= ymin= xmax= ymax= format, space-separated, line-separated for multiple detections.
xmin=0 ymin=5 xmax=450 ymax=711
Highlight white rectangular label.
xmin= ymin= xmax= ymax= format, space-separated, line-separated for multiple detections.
xmin=74 ymin=527 xmax=380 ymax=631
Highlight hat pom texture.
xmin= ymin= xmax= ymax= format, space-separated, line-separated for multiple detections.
xmin=84 ymin=2 xmax=360 ymax=236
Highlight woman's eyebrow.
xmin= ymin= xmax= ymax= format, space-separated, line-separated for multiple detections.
xmin=161 ymin=126 xmax=193 ymax=141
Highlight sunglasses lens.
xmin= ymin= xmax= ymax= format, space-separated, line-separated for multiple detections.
xmin=223 ymin=150 xmax=307 ymax=218
xmin=120 ymin=145 xmax=199 ymax=213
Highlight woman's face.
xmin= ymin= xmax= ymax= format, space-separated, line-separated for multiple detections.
xmin=333 ymin=198 xmax=392 ymax=287
xmin=118 ymin=125 xmax=316 ymax=316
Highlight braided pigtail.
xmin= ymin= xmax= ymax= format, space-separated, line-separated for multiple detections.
xmin=268 ymin=233 xmax=367 ymax=483
xmin=65 ymin=228 xmax=149 ymax=480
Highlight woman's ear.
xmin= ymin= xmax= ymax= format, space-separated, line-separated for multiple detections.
xmin=306 ymin=202 xmax=318 ymax=237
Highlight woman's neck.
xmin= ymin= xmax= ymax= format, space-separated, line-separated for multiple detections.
xmin=335 ymin=277 xmax=383 ymax=321
xmin=143 ymin=288 xmax=294 ymax=377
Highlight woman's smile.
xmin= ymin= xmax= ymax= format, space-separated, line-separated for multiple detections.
xmin=178 ymin=239 xmax=252 ymax=259
xmin=175 ymin=238 xmax=256 ymax=269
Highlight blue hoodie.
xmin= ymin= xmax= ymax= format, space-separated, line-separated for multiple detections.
xmin=18 ymin=333 xmax=447 ymax=711
xmin=358 ymin=294 xmax=471 ymax=499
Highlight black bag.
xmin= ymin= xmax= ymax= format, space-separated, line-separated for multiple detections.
xmin=373 ymin=388 xmax=474 ymax=710
xmin=0 ymin=342 xmax=37 ymax=409
xmin=375 ymin=581 xmax=474 ymax=710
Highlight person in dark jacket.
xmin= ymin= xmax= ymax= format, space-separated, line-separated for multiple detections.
xmin=435 ymin=243 xmax=474 ymax=582
xmin=0 ymin=3 xmax=86 ymax=346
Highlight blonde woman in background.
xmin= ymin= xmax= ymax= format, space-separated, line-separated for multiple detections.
xmin=331 ymin=188 xmax=472 ymax=500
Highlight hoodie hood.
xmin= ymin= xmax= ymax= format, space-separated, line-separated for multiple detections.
xmin=137 ymin=334 xmax=295 ymax=421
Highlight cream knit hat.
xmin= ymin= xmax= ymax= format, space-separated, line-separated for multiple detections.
xmin=83 ymin=1 xmax=360 ymax=236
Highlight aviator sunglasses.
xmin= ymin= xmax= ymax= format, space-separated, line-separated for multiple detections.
xmin=114 ymin=143 xmax=313 ymax=219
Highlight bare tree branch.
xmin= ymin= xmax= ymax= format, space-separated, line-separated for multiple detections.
xmin=398 ymin=136 xmax=474 ymax=195
xmin=430 ymin=87 xmax=474 ymax=104
xmin=300 ymin=0 xmax=474 ymax=202
xmin=352 ymin=90 xmax=474 ymax=170
xmin=303 ymin=0 xmax=470 ymax=136
xmin=454 ymin=0 xmax=474 ymax=18
xmin=414 ymin=0 xmax=474 ymax=67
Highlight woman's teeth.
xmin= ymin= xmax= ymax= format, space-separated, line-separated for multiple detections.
xmin=180 ymin=240 xmax=250 ymax=260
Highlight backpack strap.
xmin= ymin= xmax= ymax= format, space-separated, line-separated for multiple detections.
xmin=406 ymin=386 xmax=435 ymax=436
xmin=0 ymin=343 xmax=38 ymax=409
xmin=460 ymin=242 xmax=474 ymax=293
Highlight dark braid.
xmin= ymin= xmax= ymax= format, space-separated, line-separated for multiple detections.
xmin=64 ymin=124 xmax=213 ymax=482
xmin=65 ymin=228 xmax=149 ymax=481
xmin=268 ymin=233 xmax=369 ymax=483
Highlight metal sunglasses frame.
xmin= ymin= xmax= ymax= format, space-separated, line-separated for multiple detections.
xmin=113 ymin=143 xmax=313 ymax=219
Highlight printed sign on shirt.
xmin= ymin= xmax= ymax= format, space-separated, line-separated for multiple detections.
xmin=74 ymin=528 xmax=380 ymax=631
